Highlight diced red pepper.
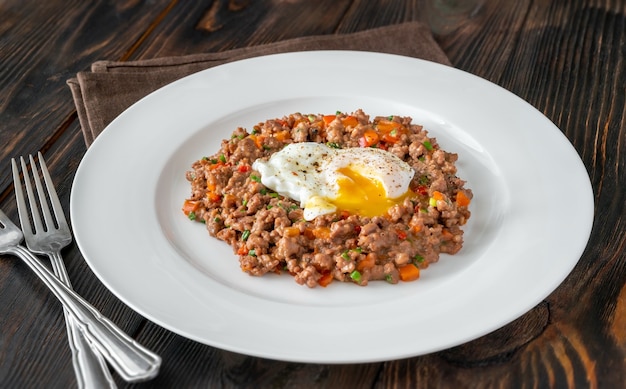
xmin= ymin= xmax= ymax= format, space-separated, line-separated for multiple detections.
xmin=396 ymin=229 xmax=407 ymax=240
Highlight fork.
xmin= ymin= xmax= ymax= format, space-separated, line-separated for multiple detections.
xmin=11 ymin=153 xmax=161 ymax=383
xmin=12 ymin=153 xmax=115 ymax=389
xmin=0 ymin=208 xmax=161 ymax=383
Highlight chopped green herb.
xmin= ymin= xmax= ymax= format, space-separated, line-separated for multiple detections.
xmin=413 ymin=254 xmax=425 ymax=264
xmin=388 ymin=115 xmax=394 ymax=120
xmin=353 ymin=247 xmax=362 ymax=253
xmin=326 ymin=142 xmax=341 ymax=149
xmin=187 ymin=211 xmax=196 ymax=221
xmin=269 ymin=192 xmax=279 ymax=198
xmin=423 ymin=141 xmax=433 ymax=151
xmin=341 ymin=251 xmax=350 ymax=261
xmin=260 ymin=188 xmax=268 ymax=195
xmin=242 ymin=199 xmax=248 ymax=207
xmin=241 ymin=230 xmax=251 ymax=241
xmin=308 ymin=114 xmax=316 ymax=122
xmin=336 ymin=110 xmax=342 ymax=115
xmin=219 ymin=154 xmax=227 ymax=163
xmin=248 ymin=249 xmax=257 ymax=257
xmin=429 ymin=197 xmax=437 ymax=207
xmin=385 ymin=274 xmax=393 ymax=283
xmin=213 ymin=217 xmax=221 ymax=223
xmin=350 ymin=270 xmax=362 ymax=283
xmin=250 ymin=175 xmax=261 ymax=182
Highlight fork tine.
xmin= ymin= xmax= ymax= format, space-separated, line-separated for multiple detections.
xmin=19 ymin=156 xmax=46 ymax=236
xmin=37 ymin=152 xmax=69 ymax=230
xmin=12 ymin=158 xmax=37 ymax=237
xmin=28 ymin=154 xmax=57 ymax=233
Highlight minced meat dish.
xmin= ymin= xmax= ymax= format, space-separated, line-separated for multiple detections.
xmin=182 ymin=109 xmax=472 ymax=287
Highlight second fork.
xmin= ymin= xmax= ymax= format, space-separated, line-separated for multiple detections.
xmin=12 ymin=152 xmax=161 ymax=385
xmin=13 ymin=154 xmax=116 ymax=389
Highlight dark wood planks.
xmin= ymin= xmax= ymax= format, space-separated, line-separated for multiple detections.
xmin=0 ymin=0 xmax=179 ymax=386
xmin=0 ymin=0 xmax=177 ymax=190
xmin=0 ymin=0 xmax=624 ymax=387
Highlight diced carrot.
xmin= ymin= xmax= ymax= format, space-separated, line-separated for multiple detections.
xmin=432 ymin=191 xmax=445 ymax=201
xmin=237 ymin=245 xmax=248 ymax=255
xmin=275 ymin=130 xmax=291 ymax=142
xmin=356 ymin=253 xmax=376 ymax=271
xmin=249 ymin=134 xmax=265 ymax=149
xmin=182 ymin=199 xmax=200 ymax=215
xmin=396 ymin=229 xmax=407 ymax=240
xmin=207 ymin=192 xmax=222 ymax=203
xmin=375 ymin=120 xmax=401 ymax=132
xmin=381 ymin=132 xmax=399 ymax=144
xmin=312 ymin=227 xmax=331 ymax=239
xmin=322 ymin=115 xmax=336 ymax=126
xmin=398 ymin=264 xmax=420 ymax=282
xmin=208 ymin=161 xmax=225 ymax=170
xmin=358 ymin=129 xmax=379 ymax=147
xmin=342 ymin=115 xmax=359 ymax=127
xmin=456 ymin=190 xmax=471 ymax=207
xmin=318 ymin=272 xmax=333 ymax=287
xmin=442 ymin=228 xmax=454 ymax=240
xmin=283 ymin=226 xmax=300 ymax=237
xmin=410 ymin=223 xmax=422 ymax=233
xmin=237 ymin=164 xmax=251 ymax=173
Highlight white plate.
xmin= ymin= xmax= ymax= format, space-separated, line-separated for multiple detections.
xmin=70 ymin=51 xmax=594 ymax=363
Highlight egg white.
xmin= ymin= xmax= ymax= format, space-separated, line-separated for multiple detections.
xmin=252 ymin=142 xmax=415 ymax=220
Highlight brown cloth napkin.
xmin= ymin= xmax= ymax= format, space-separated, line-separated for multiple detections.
xmin=67 ymin=22 xmax=450 ymax=146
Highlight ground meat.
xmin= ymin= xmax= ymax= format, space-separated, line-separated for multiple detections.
xmin=182 ymin=109 xmax=472 ymax=287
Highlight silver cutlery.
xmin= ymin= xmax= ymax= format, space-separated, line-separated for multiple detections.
xmin=12 ymin=153 xmax=115 ymax=389
xmin=5 ymin=152 xmax=161 ymax=383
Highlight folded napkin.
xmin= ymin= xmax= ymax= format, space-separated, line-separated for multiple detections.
xmin=67 ymin=22 xmax=450 ymax=146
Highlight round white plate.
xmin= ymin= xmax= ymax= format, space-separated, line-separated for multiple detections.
xmin=70 ymin=51 xmax=594 ymax=363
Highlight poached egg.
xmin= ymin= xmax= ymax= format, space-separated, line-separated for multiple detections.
xmin=252 ymin=142 xmax=415 ymax=220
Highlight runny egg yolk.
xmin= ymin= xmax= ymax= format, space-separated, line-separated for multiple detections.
xmin=333 ymin=167 xmax=413 ymax=217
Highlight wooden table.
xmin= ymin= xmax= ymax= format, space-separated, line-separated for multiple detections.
xmin=1 ymin=1 xmax=624 ymax=387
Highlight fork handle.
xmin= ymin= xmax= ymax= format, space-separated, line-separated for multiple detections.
xmin=67 ymin=314 xmax=117 ymax=389
xmin=12 ymin=246 xmax=161 ymax=382
xmin=49 ymin=251 xmax=117 ymax=389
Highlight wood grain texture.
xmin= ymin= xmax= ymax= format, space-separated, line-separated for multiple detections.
xmin=0 ymin=0 xmax=624 ymax=387
xmin=0 ymin=0 xmax=176 ymax=190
